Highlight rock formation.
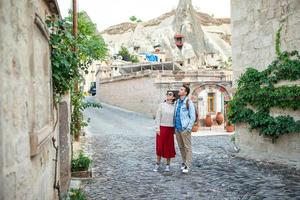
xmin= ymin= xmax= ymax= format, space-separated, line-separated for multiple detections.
xmin=100 ymin=0 xmax=231 ymax=70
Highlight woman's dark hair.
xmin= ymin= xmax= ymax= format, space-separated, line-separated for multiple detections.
xmin=166 ymin=90 xmax=176 ymax=104
xmin=182 ymin=85 xmax=190 ymax=96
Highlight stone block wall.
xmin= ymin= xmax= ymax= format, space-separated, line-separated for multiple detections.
xmin=0 ymin=0 xmax=67 ymax=199
xmin=231 ymin=0 xmax=300 ymax=167
xmin=97 ymin=75 xmax=166 ymax=118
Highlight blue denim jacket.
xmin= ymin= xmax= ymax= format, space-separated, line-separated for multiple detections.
xmin=174 ymin=97 xmax=196 ymax=133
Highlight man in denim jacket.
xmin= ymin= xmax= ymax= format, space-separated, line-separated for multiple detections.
xmin=174 ymin=85 xmax=196 ymax=173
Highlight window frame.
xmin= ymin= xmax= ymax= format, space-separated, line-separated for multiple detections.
xmin=207 ymin=93 xmax=215 ymax=113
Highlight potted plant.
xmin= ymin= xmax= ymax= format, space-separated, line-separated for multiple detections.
xmin=226 ymin=121 xmax=235 ymax=132
xmin=71 ymin=151 xmax=92 ymax=178
xmin=69 ymin=188 xmax=87 ymax=200
xmin=192 ymin=121 xmax=199 ymax=132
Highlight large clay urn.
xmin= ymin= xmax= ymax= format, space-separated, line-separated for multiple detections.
xmin=205 ymin=114 xmax=213 ymax=127
xmin=226 ymin=124 xmax=235 ymax=132
xmin=216 ymin=112 xmax=224 ymax=125
xmin=192 ymin=122 xmax=199 ymax=132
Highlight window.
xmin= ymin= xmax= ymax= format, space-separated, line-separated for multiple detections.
xmin=187 ymin=58 xmax=191 ymax=64
xmin=208 ymin=93 xmax=215 ymax=112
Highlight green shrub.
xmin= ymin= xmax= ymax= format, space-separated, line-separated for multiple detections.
xmin=130 ymin=55 xmax=139 ymax=63
xmin=71 ymin=151 xmax=92 ymax=172
xmin=118 ymin=46 xmax=139 ymax=63
xmin=69 ymin=188 xmax=86 ymax=200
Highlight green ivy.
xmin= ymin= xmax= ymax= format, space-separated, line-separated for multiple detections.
xmin=228 ymin=28 xmax=300 ymax=139
xmin=47 ymin=13 xmax=106 ymax=140
xmin=46 ymin=17 xmax=79 ymax=101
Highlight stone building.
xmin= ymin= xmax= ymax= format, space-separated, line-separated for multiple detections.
xmin=0 ymin=0 xmax=71 ymax=199
xmin=231 ymin=0 xmax=300 ymax=168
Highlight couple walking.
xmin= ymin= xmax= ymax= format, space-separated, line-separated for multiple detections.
xmin=154 ymin=85 xmax=196 ymax=173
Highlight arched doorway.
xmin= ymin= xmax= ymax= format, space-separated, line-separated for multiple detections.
xmin=190 ymin=84 xmax=232 ymax=129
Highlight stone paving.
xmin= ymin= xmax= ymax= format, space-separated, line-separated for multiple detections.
xmin=83 ymin=100 xmax=300 ymax=200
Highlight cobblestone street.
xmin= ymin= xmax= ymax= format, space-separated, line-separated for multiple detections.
xmin=83 ymin=100 xmax=300 ymax=200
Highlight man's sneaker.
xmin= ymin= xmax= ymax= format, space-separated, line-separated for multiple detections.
xmin=182 ymin=166 xmax=189 ymax=174
xmin=153 ymin=163 xmax=160 ymax=172
xmin=165 ymin=165 xmax=170 ymax=172
xmin=181 ymin=163 xmax=186 ymax=170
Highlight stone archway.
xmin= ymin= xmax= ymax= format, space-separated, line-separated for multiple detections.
xmin=191 ymin=84 xmax=231 ymax=102
xmin=190 ymin=83 xmax=232 ymax=127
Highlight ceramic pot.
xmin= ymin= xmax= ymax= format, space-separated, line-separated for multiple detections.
xmin=205 ymin=114 xmax=213 ymax=127
xmin=216 ymin=112 xmax=224 ymax=125
xmin=226 ymin=124 xmax=235 ymax=132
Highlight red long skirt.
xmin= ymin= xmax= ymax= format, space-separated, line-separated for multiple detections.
xmin=156 ymin=126 xmax=176 ymax=158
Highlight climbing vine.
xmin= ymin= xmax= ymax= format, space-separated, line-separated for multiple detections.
xmin=47 ymin=14 xmax=106 ymax=139
xmin=47 ymin=17 xmax=79 ymax=102
xmin=228 ymin=27 xmax=300 ymax=140
xmin=70 ymin=88 xmax=101 ymax=139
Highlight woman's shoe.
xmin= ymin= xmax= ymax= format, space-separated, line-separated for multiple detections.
xmin=164 ymin=165 xmax=170 ymax=172
xmin=153 ymin=163 xmax=160 ymax=172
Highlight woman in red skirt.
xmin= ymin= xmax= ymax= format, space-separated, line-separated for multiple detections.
xmin=153 ymin=91 xmax=176 ymax=172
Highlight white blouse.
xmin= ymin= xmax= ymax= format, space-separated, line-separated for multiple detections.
xmin=155 ymin=102 xmax=175 ymax=131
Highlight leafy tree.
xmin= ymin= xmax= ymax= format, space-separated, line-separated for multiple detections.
xmin=129 ymin=16 xmax=142 ymax=23
xmin=119 ymin=46 xmax=131 ymax=61
xmin=66 ymin=11 xmax=107 ymax=138
xmin=118 ymin=46 xmax=139 ymax=63
xmin=66 ymin=11 xmax=107 ymax=70
xmin=129 ymin=16 xmax=137 ymax=22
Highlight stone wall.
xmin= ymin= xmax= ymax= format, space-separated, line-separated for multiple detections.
xmin=0 ymin=0 xmax=69 ymax=199
xmin=96 ymin=71 xmax=232 ymax=118
xmin=97 ymin=75 xmax=164 ymax=118
xmin=231 ymin=0 xmax=300 ymax=168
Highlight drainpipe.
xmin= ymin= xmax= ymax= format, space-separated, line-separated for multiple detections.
xmin=51 ymin=103 xmax=61 ymax=199
xmin=73 ymin=0 xmax=81 ymax=137
xmin=52 ymin=137 xmax=61 ymax=199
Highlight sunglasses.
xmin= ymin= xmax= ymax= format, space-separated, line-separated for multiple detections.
xmin=167 ymin=92 xmax=174 ymax=96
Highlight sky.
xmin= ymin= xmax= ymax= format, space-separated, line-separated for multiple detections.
xmin=57 ymin=0 xmax=230 ymax=32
